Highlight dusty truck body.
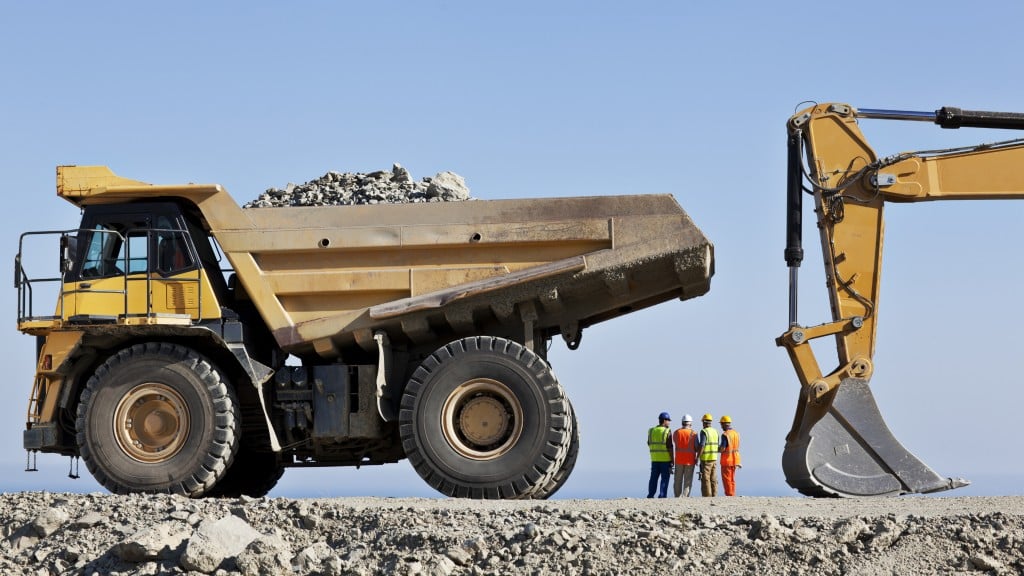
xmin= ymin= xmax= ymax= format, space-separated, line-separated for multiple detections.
xmin=16 ymin=165 xmax=713 ymax=499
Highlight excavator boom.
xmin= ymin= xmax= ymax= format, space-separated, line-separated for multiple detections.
xmin=779 ymin=102 xmax=1024 ymax=497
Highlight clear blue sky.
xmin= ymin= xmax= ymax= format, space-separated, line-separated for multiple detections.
xmin=2 ymin=2 xmax=1022 ymax=498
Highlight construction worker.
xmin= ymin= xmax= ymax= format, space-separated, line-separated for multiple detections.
xmin=646 ymin=411 xmax=673 ymax=498
xmin=693 ymin=413 xmax=719 ymax=496
xmin=671 ymin=414 xmax=697 ymax=497
xmin=719 ymin=415 xmax=741 ymax=496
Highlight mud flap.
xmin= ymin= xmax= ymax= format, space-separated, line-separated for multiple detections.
xmin=782 ymin=377 xmax=969 ymax=497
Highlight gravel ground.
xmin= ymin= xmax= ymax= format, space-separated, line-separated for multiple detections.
xmin=2 ymin=492 xmax=1021 ymax=575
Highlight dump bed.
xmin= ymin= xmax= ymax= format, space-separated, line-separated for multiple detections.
xmin=57 ymin=166 xmax=714 ymax=360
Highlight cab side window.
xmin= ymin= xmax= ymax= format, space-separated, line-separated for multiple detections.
xmin=155 ymin=215 xmax=194 ymax=276
xmin=80 ymin=224 xmax=124 ymax=278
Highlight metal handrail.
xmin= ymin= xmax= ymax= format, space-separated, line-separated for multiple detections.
xmin=16 ymin=227 xmax=206 ymax=326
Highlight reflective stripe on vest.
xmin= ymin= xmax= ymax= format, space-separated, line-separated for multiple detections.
xmin=673 ymin=428 xmax=696 ymax=465
xmin=721 ymin=429 xmax=741 ymax=466
xmin=648 ymin=426 xmax=671 ymax=462
xmin=698 ymin=427 xmax=719 ymax=462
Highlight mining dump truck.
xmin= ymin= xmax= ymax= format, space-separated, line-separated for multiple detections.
xmin=16 ymin=165 xmax=714 ymax=499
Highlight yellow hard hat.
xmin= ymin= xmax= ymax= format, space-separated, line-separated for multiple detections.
xmin=720 ymin=415 xmax=732 ymax=424
xmin=702 ymin=413 xmax=713 ymax=422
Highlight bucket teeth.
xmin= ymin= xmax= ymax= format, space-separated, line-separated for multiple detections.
xmin=782 ymin=378 xmax=969 ymax=497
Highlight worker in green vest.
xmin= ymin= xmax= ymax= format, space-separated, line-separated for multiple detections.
xmin=646 ymin=411 xmax=673 ymax=498
xmin=694 ymin=413 xmax=720 ymax=496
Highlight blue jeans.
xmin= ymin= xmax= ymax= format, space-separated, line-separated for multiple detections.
xmin=648 ymin=462 xmax=671 ymax=498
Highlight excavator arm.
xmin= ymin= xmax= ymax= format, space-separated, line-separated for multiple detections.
xmin=778 ymin=103 xmax=1024 ymax=497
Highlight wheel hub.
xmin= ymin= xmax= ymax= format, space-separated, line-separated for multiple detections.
xmin=458 ymin=396 xmax=509 ymax=446
xmin=441 ymin=378 xmax=523 ymax=460
xmin=114 ymin=383 xmax=189 ymax=463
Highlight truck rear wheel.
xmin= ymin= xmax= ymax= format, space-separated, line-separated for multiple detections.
xmin=400 ymin=336 xmax=571 ymax=499
xmin=75 ymin=343 xmax=239 ymax=497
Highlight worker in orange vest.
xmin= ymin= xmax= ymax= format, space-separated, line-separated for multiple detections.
xmin=719 ymin=415 xmax=741 ymax=496
xmin=671 ymin=414 xmax=697 ymax=497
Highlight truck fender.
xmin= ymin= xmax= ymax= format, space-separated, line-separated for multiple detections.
xmin=226 ymin=342 xmax=281 ymax=452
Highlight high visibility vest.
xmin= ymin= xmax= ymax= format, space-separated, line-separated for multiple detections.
xmin=698 ymin=427 xmax=719 ymax=462
xmin=721 ymin=429 xmax=741 ymax=466
xmin=648 ymin=426 xmax=671 ymax=462
xmin=673 ymin=428 xmax=696 ymax=465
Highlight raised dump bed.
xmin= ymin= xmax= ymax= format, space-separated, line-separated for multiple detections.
xmin=16 ymin=165 xmax=713 ymax=499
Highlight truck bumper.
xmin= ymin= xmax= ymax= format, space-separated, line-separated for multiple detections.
xmin=24 ymin=423 xmax=60 ymax=451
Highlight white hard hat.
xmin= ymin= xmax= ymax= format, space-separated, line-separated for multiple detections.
xmin=682 ymin=414 xmax=693 ymax=423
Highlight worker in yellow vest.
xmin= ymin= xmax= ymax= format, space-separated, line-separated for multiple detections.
xmin=694 ymin=413 xmax=719 ymax=496
xmin=671 ymin=414 xmax=697 ymax=497
xmin=646 ymin=412 xmax=673 ymax=498
xmin=719 ymin=415 xmax=741 ymax=496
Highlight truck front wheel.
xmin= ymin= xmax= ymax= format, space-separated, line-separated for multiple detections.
xmin=75 ymin=343 xmax=239 ymax=497
xmin=400 ymin=336 xmax=571 ymax=499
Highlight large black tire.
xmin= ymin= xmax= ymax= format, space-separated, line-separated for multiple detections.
xmin=400 ymin=336 xmax=571 ymax=499
xmin=75 ymin=343 xmax=239 ymax=497
xmin=204 ymin=447 xmax=285 ymax=498
xmin=531 ymin=399 xmax=580 ymax=499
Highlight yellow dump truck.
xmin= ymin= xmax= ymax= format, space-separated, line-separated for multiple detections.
xmin=15 ymin=165 xmax=713 ymax=499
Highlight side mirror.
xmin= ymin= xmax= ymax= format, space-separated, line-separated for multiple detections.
xmin=60 ymin=234 xmax=78 ymax=275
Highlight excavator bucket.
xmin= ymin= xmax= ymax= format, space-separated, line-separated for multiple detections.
xmin=779 ymin=104 xmax=988 ymax=498
xmin=782 ymin=377 xmax=969 ymax=497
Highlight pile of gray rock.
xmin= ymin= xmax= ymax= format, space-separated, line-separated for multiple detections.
xmin=243 ymin=164 xmax=473 ymax=208
xmin=1 ymin=492 xmax=1022 ymax=575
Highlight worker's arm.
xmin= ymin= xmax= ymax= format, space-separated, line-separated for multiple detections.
xmin=719 ymin=432 xmax=729 ymax=453
xmin=666 ymin=431 xmax=674 ymax=470
xmin=694 ymin=431 xmax=703 ymax=477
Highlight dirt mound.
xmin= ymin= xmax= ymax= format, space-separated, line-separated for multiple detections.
xmin=243 ymin=164 xmax=473 ymax=208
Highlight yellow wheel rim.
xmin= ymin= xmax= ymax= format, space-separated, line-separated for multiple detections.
xmin=441 ymin=378 xmax=523 ymax=460
xmin=113 ymin=383 xmax=189 ymax=463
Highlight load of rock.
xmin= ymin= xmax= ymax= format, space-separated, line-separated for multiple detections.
xmin=242 ymin=164 xmax=473 ymax=208
xmin=2 ymin=493 xmax=1022 ymax=576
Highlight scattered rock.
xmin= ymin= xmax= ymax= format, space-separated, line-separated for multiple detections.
xmin=180 ymin=515 xmax=261 ymax=572
xmin=970 ymin=554 xmax=1003 ymax=571
xmin=113 ymin=522 xmax=188 ymax=562
xmin=30 ymin=508 xmax=68 ymax=537
xmin=69 ymin=511 xmax=105 ymax=529
xmin=235 ymin=534 xmax=292 ymax=576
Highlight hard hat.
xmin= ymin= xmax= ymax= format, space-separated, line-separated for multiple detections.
xmin=682 ymin=414 xmax=693 ymax=423
xmin=659 ymin=411 xmax=671 ymax=421
xmin=702 ymin=413 xmax=713 ymax=422
xmin=720 ymin=415 xmax=732 ymax=424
